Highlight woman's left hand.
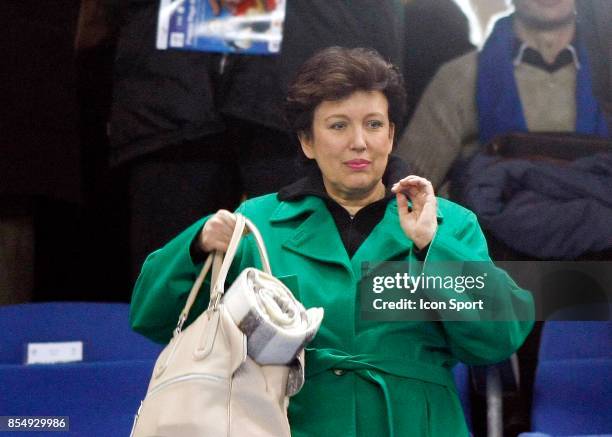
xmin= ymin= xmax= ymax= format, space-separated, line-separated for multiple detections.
xmin=392 ymin=175 xmax=438 ymax=250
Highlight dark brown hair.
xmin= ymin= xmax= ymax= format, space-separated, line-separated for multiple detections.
xmin=285 ymin=46 xmax=406 ymax=140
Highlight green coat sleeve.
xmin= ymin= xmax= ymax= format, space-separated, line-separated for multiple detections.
xmin=129 ymin=217 xmax=209 ymax=344
xmin=412 ymin=207 xmax=535 ymax=365
xmin=129 ymin=204 xmax=257 ymax=344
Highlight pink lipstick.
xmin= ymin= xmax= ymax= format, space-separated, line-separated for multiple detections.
xmin=345 ymin=159 xmax=371 ymax=170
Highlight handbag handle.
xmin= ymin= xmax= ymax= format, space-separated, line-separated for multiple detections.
xmin=173 ymin=213 xmax=271 ymax=335
xmin=211 ymin=214 xmax=272 ymax=298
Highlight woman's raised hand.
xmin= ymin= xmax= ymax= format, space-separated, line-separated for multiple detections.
xmin=197 ymin=210 xmax=237 ymax=253
xmin=392 ymin=175 xmax=438 ymax=250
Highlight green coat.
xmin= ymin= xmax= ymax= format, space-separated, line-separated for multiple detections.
xmin=130 ymin=193 xmax=534 ymax=437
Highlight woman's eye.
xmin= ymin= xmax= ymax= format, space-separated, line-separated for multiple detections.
xmin=367 ymin=120 xmax=384 ymax=129
xmin=329 ymin=122 xmax=346 ymax=130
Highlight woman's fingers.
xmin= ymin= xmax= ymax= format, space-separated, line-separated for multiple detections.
xmin=215 ymin=210 xmax=237 ymax=229
xmin=392 ymin=175 xmax=434 ymax=214
xmin=394 ymin=177 xmax=438 ymax=249
xmin=396 ymin=192 xmax=410 ymax=220
xmin=392 ymin=175 xmax=434 ymax=196
xmin=199 ymin=210 xmax=237 ymax=252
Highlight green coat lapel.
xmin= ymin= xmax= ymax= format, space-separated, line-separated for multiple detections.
xmin=270 ymin=196 xmax=352 ymax=272
xmin=352 ymin=199 xmax=446 ymax=273
xmin=270 ymin=195 xmax=445 ymax=275
xmin=351 ymin=201 xmax=412 ymax=273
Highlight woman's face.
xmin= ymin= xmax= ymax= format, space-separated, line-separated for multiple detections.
xmin=299 ymin=90 xmax=394 ymax=200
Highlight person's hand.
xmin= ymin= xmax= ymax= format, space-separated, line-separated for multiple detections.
xmin=208 ymin=0 xmax=243 ymax=15
xmin=197 ymin=210 xmax=237 ymax=253
xmin=392 ymin=175 xmax=438 ymax=250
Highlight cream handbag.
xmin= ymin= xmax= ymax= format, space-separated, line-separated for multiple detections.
xmin=130 ymin=214 xmax=323 ymax=437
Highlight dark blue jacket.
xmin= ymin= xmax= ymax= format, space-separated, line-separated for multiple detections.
xmin=463 ymin=152 xmax=612 ymax=259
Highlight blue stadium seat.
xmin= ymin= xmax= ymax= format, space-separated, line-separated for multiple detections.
xmin=0 ymin=302 xmax=163 ymax=364
xmin=0 ymin=303 xmax=160 ymax=435
xmin=522 ymin=434 xmax=612 ymax=437
xmin=520 ymin=321 xmax=612 ymax=437
xmin=537 ymin=321 xmax=612 ymax=361
xmin=453 ymin=362 xmax=472 ymax=430
xmin=0 ymin=360 xmax=154 ymax=436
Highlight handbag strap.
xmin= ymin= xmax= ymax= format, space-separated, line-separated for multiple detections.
xmin=173 ymin=252 xmax=220 ymax=335
xmin=210 ymin=214 xmax=272 ymax=307
xmin=173 ymin=213 xmax=272 ymax=335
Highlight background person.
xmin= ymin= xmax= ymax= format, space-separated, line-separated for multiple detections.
xmin=395 ymin=0 xmax=609 ymax=194
xmin=395 ymin=1 xmax=611 ymax=432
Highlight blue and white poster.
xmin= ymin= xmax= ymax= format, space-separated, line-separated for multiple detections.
xmin=157 ymin=0 xmax=285 ymax=55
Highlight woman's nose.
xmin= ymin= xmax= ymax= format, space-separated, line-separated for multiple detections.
xmin=349 ymin=128 xmax=367 ymax=151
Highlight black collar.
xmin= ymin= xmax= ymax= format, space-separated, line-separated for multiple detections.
xmin=512 ymin=36 xmax=579 ymax=73
xmin=277 ymin=155 xmax=410 ymax=202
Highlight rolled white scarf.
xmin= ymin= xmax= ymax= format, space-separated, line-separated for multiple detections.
xmin=223 ymin=268 xmax=324 ymax=365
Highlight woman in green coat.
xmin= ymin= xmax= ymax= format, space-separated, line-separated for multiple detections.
xmin=130 ymin=47 xmax=534 ymax=436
